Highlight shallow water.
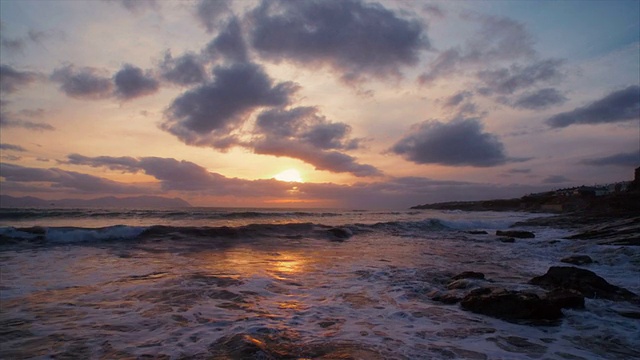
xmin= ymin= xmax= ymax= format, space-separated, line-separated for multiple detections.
xmin=1 ymin=209 xmax=639 ymax=359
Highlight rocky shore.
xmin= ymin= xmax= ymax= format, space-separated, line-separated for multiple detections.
xmin=414 ymin=190 xmax=640 ymax=246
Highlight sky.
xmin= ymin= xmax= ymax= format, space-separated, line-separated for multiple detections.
xmin=0 ymin=0 xmax=638 ymax=209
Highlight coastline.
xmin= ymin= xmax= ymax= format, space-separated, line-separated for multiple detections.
xmin=413 ymin=191 xmax=640 ymax=246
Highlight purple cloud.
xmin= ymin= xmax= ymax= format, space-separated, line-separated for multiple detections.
xmin=113 ymin=64 xmax=160 ymax=100
xmin=51 ymin=65 xmax=113 ymax=100
xmin=0 ymin=64 xmax=40 ymax=94
xmin=162 ymin=62 xmax=297 ymax=148
xmin=391 ymin=118 xmax=510 ymax=167
xmin=249 ymin=0 xmax=429 ymax=82
xmin=546 ymin=85 xmax=640 ymax=128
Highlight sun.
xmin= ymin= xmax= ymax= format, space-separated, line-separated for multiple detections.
xmin=274 ymin=169 xmax=303 ymax=183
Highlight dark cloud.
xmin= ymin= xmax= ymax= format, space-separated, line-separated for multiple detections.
xmin=443 ymin=91 xmax=473 ymax=108
xmin=195 ymin=0 xmax=231 ymax=33
xmin=204 ymin=17 xmax=249 ymax=63
xmin=477 ymin=59 xmax=564 ymax=95
xmin=255 ymin=107 xmax=355 ymax=150
xmin=159 ymin=52 xmax=207 ymax=86
xmin=1 ymin=37 xmax=24 ymax=53
xmin=162 ymin=62 xmax=297 ymax=148
xmin=391 ymin=118 xmax=509 ymax=167
xmin=507 ymin=168 xmax=531 ymax=174
xmin=542 ymin=175 xmax=570 ymax=184
xmin=546 ymin=85 xmax=640 ymax=128
xmin=0 ymin=64 xmax=40 ymax=94
xmin=580 ymin=151 xmax=639 ymax=167
xmin=54 ymin=154 xmax=556 ymax=208
xmin=249 ymin=0 xmax=429 ymax=81
xmin=113 ymin=64 xmax=160 ymax=100
xmin=0 ymin=163 xmax=147 ymax=194
xmin=512 ymin=88 xmax=567 ymax=110
xmin=102 ymin=0 xmax=159 ymax=14
xmin=50 ymin=65 xmax=113 ymax=99
xmin=252 ymin=107 xmax=380 ymax=177
xmin=419 ymin=14 xmax=535 ymax=84
xmin=0 ymin=143 xmax=27 ymax=152
xmin=0 ymin=103 xmax=55 ymax=131
xmin=64 ymin=154 xmax=291 ymax=196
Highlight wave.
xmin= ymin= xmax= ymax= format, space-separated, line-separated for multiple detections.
xmin=0 ymin=213 xmax=528 ymax=246
xmin=0 ymin=208 xmax=345 ymax=221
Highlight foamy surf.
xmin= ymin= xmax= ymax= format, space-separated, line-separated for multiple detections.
xmin=1 ymin=208 xmax=638 ymax=359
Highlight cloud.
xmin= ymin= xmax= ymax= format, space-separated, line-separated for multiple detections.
xmin=506 ymin=168 xmax=531 ymax=174
xmin=419 ymin=14 xmax=535 ymax=84
xmin=50 ymin=65 xmax=113 ymax=99
xmin=443 ymin=91 xmax=473 ymax=108
xmin=113 ymin=64 xmax=160 ymax=100
xmin=1 ymin=37 xmax=24 ymax=53
xmin=102 ymin=0 xmax=159 ymax=14
xmin=204 ymin=17 xmax=249 ymax=63
xmin=251 ymin=107 xmax=380 ymax=177
xmin=546 ymin=85 xmax=640 ymax=128
xmin=511 ymin=88 xmax=567 ymax=110
xmin=64 ymin=153 xmax=291 ymax=196
xmin=162 ymin=62 xmax=297 ymax=148
xmin=391 ymin=118 xmax=509 ymax=167
xmin=61 ymin=153 xmax=551 ymax=208
xmin=0 ymin=143 xmax=27 ymax=152
xmin=476 ymin=59 xmax=564 ymax=95
xmin=542 ymin=175 xmax=570 ymax=184
xmin=194 ymin=0 xmax=231 ymax=33
xmin=159 ymin=52 xmax=207 ymax=86
xmin=0 ymin=163 xmax=148 ymax=194
xmin=0 ymin=64 xmax=40 ymax=94
xmin=0 ymin=103 xmax=55 ymax=131
xmin=248 ymin=0 xmax=429 ymax=82
xmin=580 ymin=151 xmax=639 ymax=167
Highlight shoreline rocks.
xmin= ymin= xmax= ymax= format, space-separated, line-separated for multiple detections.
xmin=460 ymin=288 xmax=564 ymax=322
xmin=495 ymin=230 xmax=535 ymax=239
xmin=560 ymin=255 xmax=593 ymax=265
xmin=529 ymin=266 xmax=639 ymax=302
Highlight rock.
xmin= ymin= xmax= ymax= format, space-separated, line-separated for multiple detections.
xmin=529 ymin=266 xmax=639 ymax=302
xmin=496 ymin=230 xmax=535 ymax=238
xmin=327 ymin=227 xmax=352 ymax=241
xmin=499 ymin=237 xmax=515 ymax=243
xmin=447 ymin=279 xmax=475 ymax=290
xmin=544 ymin=288 xmax=585 ymax=309
xmin=560 ymin=255 xmax=593 ymax=265
xmin=428 ymin=290 xmax=462 ymax=304
xmin=452 ymin=271 xmax=485 ymax=281
xmin=460 ymin=287 xmax=563 ymax=322
xmin=467 ymin=230 xmax=488 ymax=235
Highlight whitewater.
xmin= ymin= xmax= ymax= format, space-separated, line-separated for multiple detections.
xmin=1 ymin=208 xmax=638 ymax=359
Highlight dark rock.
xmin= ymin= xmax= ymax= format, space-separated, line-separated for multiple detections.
xmin=529 ymin=266 xmax=639 ymax=302
xmin=428 ymin=290 xmax=462 ymax=304
xmin=327 ymin=227 xmax=352 ymax=241
xmin=499 ymin=237 xmax=515 ymax=243
xmin=544 ymin=288 xmax=585 ymax=309
xmin=496 ymin=230 xmax=535 ymax=238
xmin=467 ymin=230 xmax=488 ymax=235
xmin=447 ymin=279 xmax=475 ymax=290
xmin=560 ymin=255 xmax=593 ymax=265
xmin=452 ymin=271 xmax=485 ymax=281
xmin=460 ymin=287 xmax=563 ymax=322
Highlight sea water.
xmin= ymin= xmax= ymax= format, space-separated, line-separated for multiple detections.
xmin=0 ymin=208 xmax=638 ymax=359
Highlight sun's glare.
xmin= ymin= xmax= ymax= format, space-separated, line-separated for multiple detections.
xmin=274 ymin=169 xmax=303 ymax=183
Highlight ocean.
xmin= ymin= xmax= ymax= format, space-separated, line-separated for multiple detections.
xmin=1 ymin=207 xmax=638 ymax=359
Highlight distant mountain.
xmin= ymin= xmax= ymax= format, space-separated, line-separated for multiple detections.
xmin=0 ymin=195 xmax=191 ymax=208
